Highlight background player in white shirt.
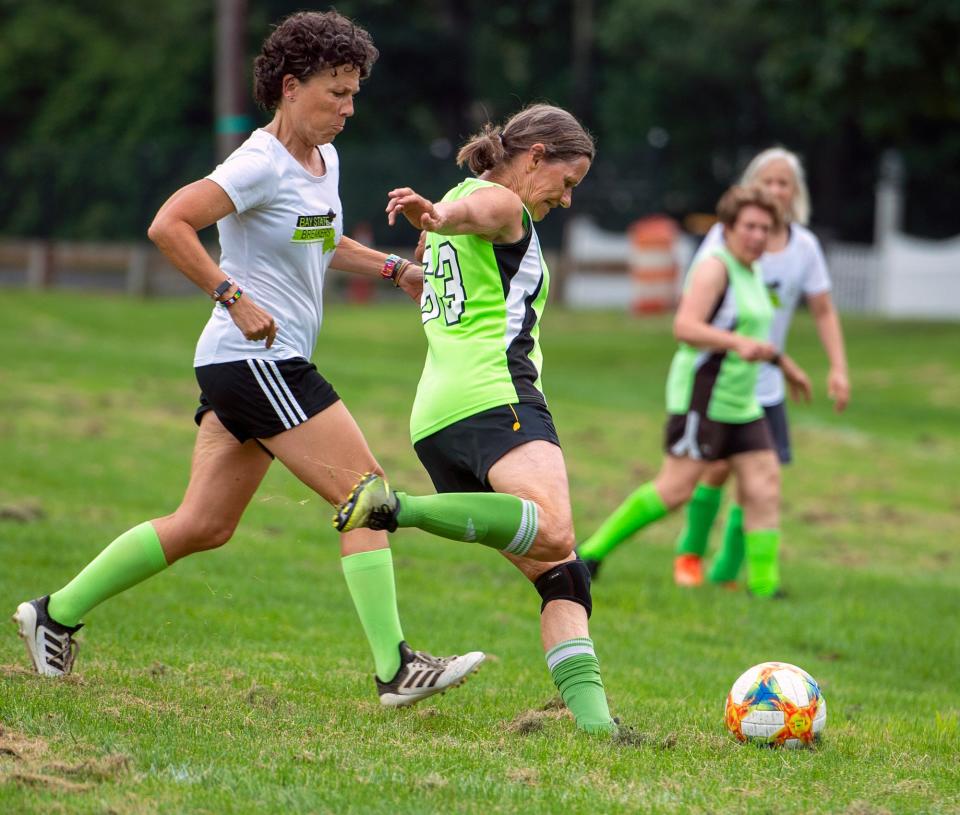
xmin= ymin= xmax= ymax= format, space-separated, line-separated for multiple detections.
xmin=15 ymin=11 xmax=483 ymax=706
xmin=673 ymin=147 xmax=851 ymax=592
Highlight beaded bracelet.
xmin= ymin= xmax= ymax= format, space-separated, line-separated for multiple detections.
xmin=219 ymin=286 xmax=244 ymax=308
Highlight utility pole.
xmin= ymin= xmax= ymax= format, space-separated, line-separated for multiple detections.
xmin=571 ymin=0 xmax=593 ymax=127
xmin=216 ymin=0 xmax=250 ymax=160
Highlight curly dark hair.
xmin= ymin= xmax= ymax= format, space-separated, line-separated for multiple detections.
xmin=253 ymin=11 xmax=379 ymax=111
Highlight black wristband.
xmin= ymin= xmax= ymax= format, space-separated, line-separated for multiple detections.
xmin=770 ymin=353 xmax=782 ymax=367
xmin=212 ymin=278 xmax=234 ymax=301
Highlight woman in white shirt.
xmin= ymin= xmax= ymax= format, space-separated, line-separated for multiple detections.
xmin=15 ymin=11 xmax=483 ymax=706
xmin=673 ymin=147 xmax=851 ymax=593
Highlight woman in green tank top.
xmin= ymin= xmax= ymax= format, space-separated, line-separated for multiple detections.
xmin=577 ymin=186 xmax=811 ymax=598
xmin=333 ymin=105 xmax=619 ymax=735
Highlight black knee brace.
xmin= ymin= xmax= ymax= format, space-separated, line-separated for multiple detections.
xmin=534 ymin=557 xmax=593 ymax=618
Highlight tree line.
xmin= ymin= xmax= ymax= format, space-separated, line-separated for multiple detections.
xmin=1 ymin=0 xmax=957 ymax=244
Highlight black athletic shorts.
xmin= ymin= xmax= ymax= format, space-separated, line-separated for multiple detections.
xmin=762 ymin=401 xmax=792 ymax=464
xmin=414 ymin=402 xmax=561 ymax=493
xmin=664 ymin=411 xmax=774 ymax=462
xmin=194 ymin=357 xmax=339 ymax=444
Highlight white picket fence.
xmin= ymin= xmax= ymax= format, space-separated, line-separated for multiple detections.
xmin=563 ymin=215 xmax=960 ymax=320
xmin=824 ymin=242 xmax=881 ymax=313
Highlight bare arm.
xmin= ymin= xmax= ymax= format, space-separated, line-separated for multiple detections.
xmin=331 ymin=236 xmax=423 ymax=302
xmin=673 ymin=257 xmax=777 ymax=361
xmin=386 ymin=186 xmax=525 ymax=243
xmin=807 ymin=291 xmax=850 ymax=411
xmin=148 ymin=179 xmax=276 ymax=347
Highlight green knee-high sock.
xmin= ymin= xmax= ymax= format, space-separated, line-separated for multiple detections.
xmin=396 ymin=492 xmax=538 ymax=557
xmin=341 ymin=548 xmax=405 ymax=682
xmin=577 ymin=482 xmax=668 ymax=562
xmin=708 ymin=504 xmax=745 ymax=583
xmin=745 ymin=528 xmax=780 ymax=597
xmin=675 ymin=483 xmax=723 ymax=556
xmin=47 ymin=521 xmax=169 ymax=627
xmin=547 ymin=638 xmax=615 ymax=735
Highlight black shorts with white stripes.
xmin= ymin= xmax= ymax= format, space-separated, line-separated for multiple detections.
xmin=194 ymin=357 xmax=339 ymax=443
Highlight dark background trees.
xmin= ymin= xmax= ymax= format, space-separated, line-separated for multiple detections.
xmin=1 ymin=0 xmax=957 ymax=245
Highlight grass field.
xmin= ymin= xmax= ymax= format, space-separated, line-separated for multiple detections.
xmin=1 ymin=291 xmax=958 ymax=814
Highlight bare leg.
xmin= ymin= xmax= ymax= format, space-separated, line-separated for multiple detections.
xmin=261 ymin=399 xmax=391 ymax=557
xmin=262 ymin=400 xmax=482 ymax=687
xmin=488 ymin=443 xmax=614 ymax=733
xmin=153 ymin=411 xmax=272 ymax=562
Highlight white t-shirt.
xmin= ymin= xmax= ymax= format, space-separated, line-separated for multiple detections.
xmin=692 ymin=222 xmax=831 ymax=406
xmin=194 ymin=129 xmax=343 ymax=366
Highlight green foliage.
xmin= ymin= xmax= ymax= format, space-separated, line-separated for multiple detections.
xmin=0 ymin=0 xmax=214 ymax=239
xmin=0 ymin=0 xmax=958 ymax=241
xmin=1 ymin=294 xmax=959 ymax=812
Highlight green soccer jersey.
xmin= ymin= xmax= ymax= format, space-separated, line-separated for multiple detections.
xmin=410 ymin=178 xmax=549 ymax=443
xmin=665 ymin=245 xmax=774 ymax=424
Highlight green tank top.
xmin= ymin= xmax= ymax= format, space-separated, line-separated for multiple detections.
xmin=410 ymin=178 xmax=549 ymax=443
xmin=665 ymin=245 xmax=774 ymax=424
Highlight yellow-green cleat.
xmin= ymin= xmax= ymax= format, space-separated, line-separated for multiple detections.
xmin=333 ymin=473 xmax=400 ymax=533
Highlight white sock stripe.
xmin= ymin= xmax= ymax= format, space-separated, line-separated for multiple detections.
xmin=545 ymin=637 xmax=593 ymax=660
xmin=516 ymin=501 xmax=538 ymax=556
xmin=505 ymin=500 xmax=538 ymax=556
xmin=267 ymin=361 xmax=308 ymax=422
xmin=546 ymin=642 xmax=597 ymax=671
xmin=247 ymin=359 xmax=292 ymax=430
xmin=504 ymin=500 xmax=531 ymax=554
xmin=256 ymin=359 xmax=302 ymax=427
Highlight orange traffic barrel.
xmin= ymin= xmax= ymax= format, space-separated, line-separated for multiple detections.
xmin=628 ymin=215 xmax=679 ymax=314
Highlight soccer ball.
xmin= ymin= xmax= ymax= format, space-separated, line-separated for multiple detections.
xmin=724 ymin=661 xmax=826 ymax=748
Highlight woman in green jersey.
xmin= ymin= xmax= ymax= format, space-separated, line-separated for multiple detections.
xmin=672 ymin=147 xmax=850 ymax=591
xmin=334 ymin=105 xmax=616 ymax=734
xmin=576 ymin=185 xmax=811 ymax=597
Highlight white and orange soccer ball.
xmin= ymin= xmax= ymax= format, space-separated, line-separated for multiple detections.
xmin=724 ymin=661 xmax=826 ymax=748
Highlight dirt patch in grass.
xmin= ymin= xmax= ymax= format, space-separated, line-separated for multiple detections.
xmin=9 ymin=770 xmax=94 ymax=794
xmin=507 ymin=767 xmax=540 ymax=786
xmin=45 ymin=754 xmax=129 ymax=782
xmin=416 ymin=771 xmax=448 ymax=790
xmin=506 ymin=698 xmax=572 ymax=735
xmin=0 ymin=500 xmax=45 ymax=522
xmin=0 ymin=664 xmax=39 ymax=679
xmin=844 ymin=801 xmax=893 ymax=815
xmin=0 ymin=724 xmax=49 ymax=762
xmin=613 ymin=725 xmax=678 ymax=750
xmin=0 ymin=724 xmax=130 ymax=794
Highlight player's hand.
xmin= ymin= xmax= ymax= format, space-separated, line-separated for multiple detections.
xmin=387 ymin=188 xmax=445 ymax=231
xmin=781 ymin=355 xmax=812 ymax=404
xmin=827 ymin=367 xmax=850 ymax=412
xmin=396 ymin=263 xmax=424 ymax=302
xmin=227 ymin=293 xmax=277 ymax=348
xmin=735 ymin=337 xmax=778 ymax=362
xmin=414 ymin=230 xmax=427 ymax=263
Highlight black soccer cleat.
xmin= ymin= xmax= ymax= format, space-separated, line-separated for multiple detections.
xmin=13 ymin=595 xmax=83 ymax=677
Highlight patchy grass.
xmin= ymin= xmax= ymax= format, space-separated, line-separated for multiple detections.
xmin=1 ymin=292 xmax=958 ymax=813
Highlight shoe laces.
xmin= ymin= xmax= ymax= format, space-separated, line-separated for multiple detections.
xmin=409 ymin=649 xmax=453 ymax=670
xmin=43 ymin=628 xmax=79 ymax=674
